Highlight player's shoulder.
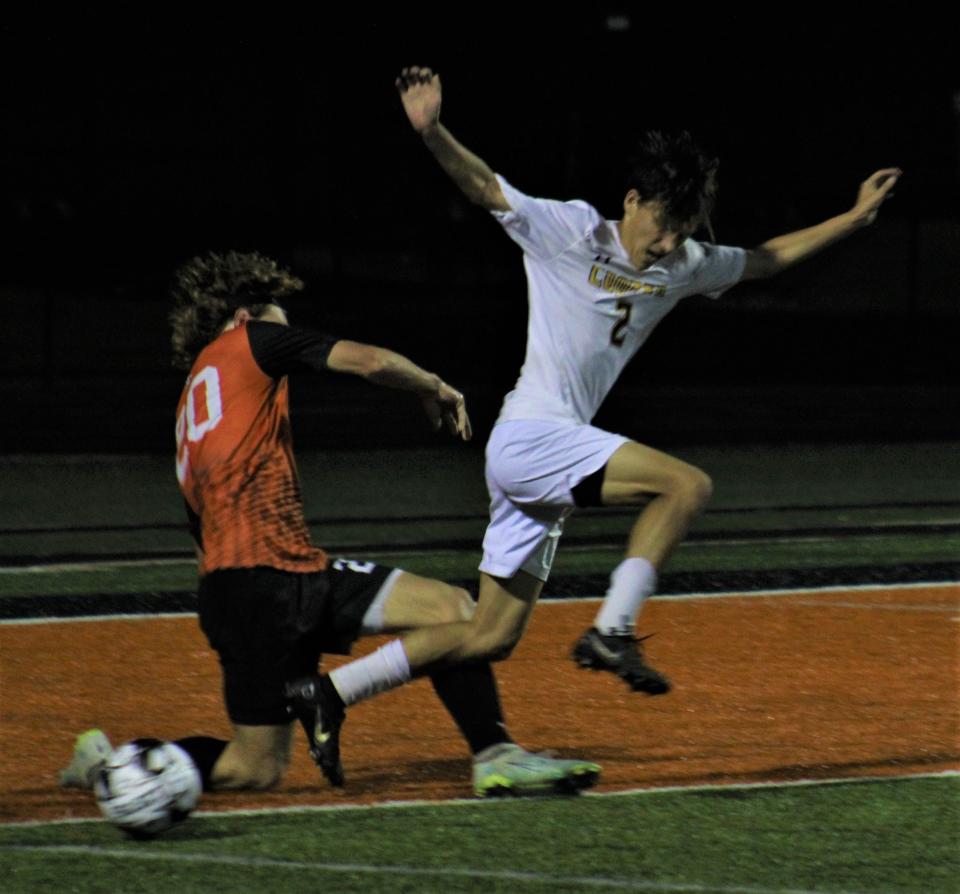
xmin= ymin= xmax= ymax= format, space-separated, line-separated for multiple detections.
xmin=653 ymin=239 xmax=704 ymax=276
xmin=199 ymin=324 xmax=248 ymax=355
xmin=570 ymin=198 xmax=606 ymax=232
xmin=542 ymin=194 xmax=604 ymax=225
xmin=190 ymin=325 xmax=256 ymax=374
xmin=499 ymin=175 xmax=603 ymax=226
xmin=555 ymin=198 xmax=607 ymax=247
xmin=661 ymin=239 xmax=738 ymax=272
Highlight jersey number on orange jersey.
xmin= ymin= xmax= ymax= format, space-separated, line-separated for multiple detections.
xmin=175 ymin=366 xmax=224 ymax=485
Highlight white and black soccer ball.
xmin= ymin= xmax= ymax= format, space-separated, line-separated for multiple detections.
xmin=94 ymin=739 xmax=201 ymax=839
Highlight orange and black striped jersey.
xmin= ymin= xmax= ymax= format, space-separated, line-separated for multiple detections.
xmin=175 ymin=321 xmax=338 ymax=576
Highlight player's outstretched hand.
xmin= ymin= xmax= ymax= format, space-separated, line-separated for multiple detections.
xmin=397 ymin=66 xmax=441 ymax=134
xmin=852 ymin=168 xmax=901 ymax=226
xmin=422 ymin=381 xmax=472 ymax=441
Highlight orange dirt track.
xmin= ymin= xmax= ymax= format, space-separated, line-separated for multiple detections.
xmin=2 ymin=584 xmax=958 ymax=823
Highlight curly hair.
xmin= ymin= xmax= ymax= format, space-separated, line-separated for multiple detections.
xmin=169 ymin=251 xmax=305 ymax=370
xmin=625 ymin=131 xmax=719 ymax=232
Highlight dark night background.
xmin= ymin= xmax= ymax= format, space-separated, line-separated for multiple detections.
xmin=1 ymin=15 xmax=957 ymax=452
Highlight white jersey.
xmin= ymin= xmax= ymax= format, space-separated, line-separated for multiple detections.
xmin=492 ymin=175 xmax=747 ymax=426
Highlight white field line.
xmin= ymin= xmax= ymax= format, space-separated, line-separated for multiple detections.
xmin=0 ymin=558 xmax=192 ymax=574
xmin=1 ymin=582 xmax=957 ymax=626
xmin=0 ymin=612 xmax=197 ymax=627
xmin=2 ymin=770 xmax=956 ymax=830
xmin=0 ymin=845 xmax=887 ymax=894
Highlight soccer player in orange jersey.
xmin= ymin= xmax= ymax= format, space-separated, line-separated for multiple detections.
xmin=62 ymin=251 xmax=599 ymax=798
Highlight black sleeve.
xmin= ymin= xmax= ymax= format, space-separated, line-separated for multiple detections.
xmin=246 ymin=321 xmax=340 ymax=379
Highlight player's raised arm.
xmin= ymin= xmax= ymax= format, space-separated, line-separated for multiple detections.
xmin=742 ymin=168 xmax=902 ymax=280
xmin=397 ymin=66 xmax=510 ymax=212
xmin=327 ymin=339 xmax=472 ymax=441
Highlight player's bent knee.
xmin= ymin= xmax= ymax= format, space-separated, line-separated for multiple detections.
xmin=235 ymin=757 xmax=285 ymax=791
xmin=682 ymin=467 xmax=713 ymax=510
xmin=213 ymin=739 xmax=289 ymax=791
xmin=424 ymin=585 xmax=474 ymax=624
xmin=453 ymin=587 xmax=476 ymax=622
xmin=251 ymin=764 xmax=284 ymax=791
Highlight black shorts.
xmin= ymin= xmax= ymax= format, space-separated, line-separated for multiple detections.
xmin=198 ymin=559 xmax=396 ymax=726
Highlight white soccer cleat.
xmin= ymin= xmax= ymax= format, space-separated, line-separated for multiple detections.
xmin=60 ymin=729 xmax=113 ymax=790
xmin=472 ymin=743 xmax=601 ymax=797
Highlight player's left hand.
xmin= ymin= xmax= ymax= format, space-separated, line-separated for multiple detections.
xmin=851 ymin=168 xmax=901 ymax=226
xmin=422 ymin=381 xmax=472 ymax=441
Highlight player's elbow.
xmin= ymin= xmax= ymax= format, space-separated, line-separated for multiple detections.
xmin=464 ymin=176 xmax=509 ymax=212
xmin=358 ymin=347 xmax=393 ymax=380
xmin=744 ymin=247 xmax=786 ymax=280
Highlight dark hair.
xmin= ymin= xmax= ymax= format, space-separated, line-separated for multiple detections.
xmin=625 ymin=131 xmax=719 ymax=231
xmin=169 ymin=250 xmax=304 ymax=370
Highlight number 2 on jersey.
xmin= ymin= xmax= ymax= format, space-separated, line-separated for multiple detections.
xmin=610 ymin=299 xmax=632 ymax=347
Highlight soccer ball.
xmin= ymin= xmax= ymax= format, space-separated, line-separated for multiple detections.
xmin=94 ymin=739 xmax=202 ymax=838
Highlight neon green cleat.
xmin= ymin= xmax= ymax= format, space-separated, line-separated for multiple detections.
xmin=472 ymin=743 xmax=600 ymax=797
xmin=59 ymin=729 xmax=113 ymax=790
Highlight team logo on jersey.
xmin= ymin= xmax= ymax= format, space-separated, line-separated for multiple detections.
xmin=587 ymin=264 xmax=666 ymax=297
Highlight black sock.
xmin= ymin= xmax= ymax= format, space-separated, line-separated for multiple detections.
xmin=430 ymin=662 xmax=512 ymax=755
xmin=320 ymin=674 xmax=345 ymax=714
xmin=174 ymin=736 xmax=228 ymax=791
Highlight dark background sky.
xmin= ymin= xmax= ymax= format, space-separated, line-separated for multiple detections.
xmin=2 ymin=15 xmax=956 ymax=277
xmin=1 ymin=15 xmax=957 ymax=449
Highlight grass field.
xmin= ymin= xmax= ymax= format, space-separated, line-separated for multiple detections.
xmin=1 ymin=443 xmax=958 ymax=893
xmin=2 ymin=776 xmax=958 ymax=894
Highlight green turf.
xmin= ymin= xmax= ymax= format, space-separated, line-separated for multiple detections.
xmin=3 ymin=442 xmax=958 ymax=529
xmin=0 ymin=563 xmax=200 ymax=598
xmin=2 ymin=525 xmax=957 ymax=599
xmin=550 ymin=531 xmax=960 ymax=577
xmin=1 ymin=777 xmax=957 ymax=893
xmin=4 ymin=443 xmax=959 ymax=526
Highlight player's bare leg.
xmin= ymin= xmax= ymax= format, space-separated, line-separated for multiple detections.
xmin=284 ymin=571 xmax=478 ymax=785
xmin=208 ymin=723 xmax=294 ymax=790
xmin=285 ymin=570 xmax=536 ymax=782
xmin=573 ymin=440 xmax=712 ymax=693
xmin=601 ymin=441 xmax=713 ymax=564
xmin=311 ymin=569 xmax=540 ymax=693
xmin=453 ymin=570 xmax=543 ymax=661
xmin=286 ymin=569 xmax=597 ymax=794
xmin=451 ymin=571 xmax=599 ymax=795
xmin=377 ymin=571 xmax=476 ymax=632
xmin=294 ymin=570 xmax=537 ymax=715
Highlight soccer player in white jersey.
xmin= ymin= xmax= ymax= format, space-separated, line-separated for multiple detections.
xmin=397 ymin=66 xmax=900 ymax=695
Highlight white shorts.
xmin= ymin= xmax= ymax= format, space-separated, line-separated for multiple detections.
xmin=479 ymin=420 xmax=628 ymax=582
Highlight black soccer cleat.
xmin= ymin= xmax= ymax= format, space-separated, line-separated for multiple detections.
xmin=284 ymin=675 xmax=346 ymax=786
xmin=572 ymin=627 xmax=672 ymax=695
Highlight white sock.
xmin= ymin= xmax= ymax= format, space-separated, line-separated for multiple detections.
xmin=328 ymin=639 xmax=411 ymax=707
xmin=594 ymin=557 xmax=657 ymax=634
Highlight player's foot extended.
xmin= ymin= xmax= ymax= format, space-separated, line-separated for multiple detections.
xmin=284 ymin=676 xmax=346 ymax=786
xmin=572 ymin=627 xmax=672 ymax=694
xmin=60 ymin=729 xmax=113 ymax=790
xmin=473 ymin=743 xmax=601 ymax=797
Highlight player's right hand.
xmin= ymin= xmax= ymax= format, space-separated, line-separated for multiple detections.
xmin=396 ymin=66 xmax=442 ymax=134
xmin=421 ymin=381 xmax=472 ymax=442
